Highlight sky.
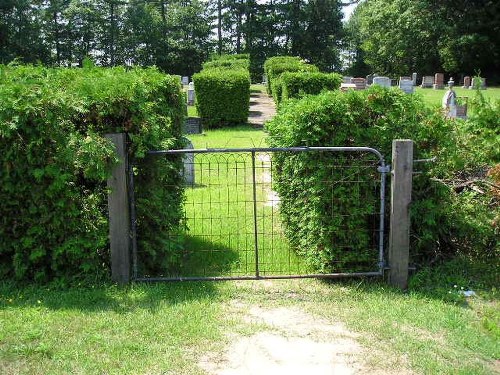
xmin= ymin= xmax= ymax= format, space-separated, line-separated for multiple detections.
xmin=343 ymin=3 xmax=358 ymax=21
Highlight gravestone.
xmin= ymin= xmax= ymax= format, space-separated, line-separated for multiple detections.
xmin=462 ymin=76 xmax=471 ymax=89
xmin=372 ymin=76 xmax=391 ymax=88
xmin=184 ymin=117 xmax=202 ymax=134
xmin=420 ymin=76 xmax=434 ymax=88
xmin=187 ymin=82 xmax=195 ymax=105
xmin=343 ymin=76 xmax=353 ymax=84
xmin=351 ymin=77 xmax=367 ymax=90
xmin=181 ymin=76 xmax=189 ymax=85
xmin=366 ymin=74 xmax=375 ymax=85
xmin=412 ymin=73 xmax=418 ymax=86
xmin=262 ymin=74 xmax=267 ymax=85
xmin=433 ymin=73 xmax=444 ymax=89
xmin=470 ymin=77 xmax=487 ymax=90
xmin=183 ymin=138 xmax=195 ymax=187
xmin=399 ymin=79 xmax=414 ymax=94
xmin=456 ymin=97 xmax=468 ymax=119
xmin=442 ymin=78 xmax=457 ymax=118
xmin=400 ymin=76 xmax=411 ymax=81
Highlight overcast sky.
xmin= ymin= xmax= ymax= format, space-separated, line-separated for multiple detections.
xmin=343 ymin=3 xmax=358 ymax=21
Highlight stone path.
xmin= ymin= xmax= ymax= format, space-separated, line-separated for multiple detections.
xmin=248 ymin=90 xmax=276 ymax=127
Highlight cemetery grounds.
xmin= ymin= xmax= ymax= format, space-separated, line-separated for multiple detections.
xmin=0 ymin=85 xmax=499 ymax=374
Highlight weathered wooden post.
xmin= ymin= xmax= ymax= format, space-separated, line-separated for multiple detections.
xmin=388 ymin=139 xmax=413 ymax=290
xmin=105 ymin=133 xmax=131 ymax=284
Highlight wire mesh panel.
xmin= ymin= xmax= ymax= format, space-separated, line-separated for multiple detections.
xmin=133 ymin=147 xmax=387 ymax=281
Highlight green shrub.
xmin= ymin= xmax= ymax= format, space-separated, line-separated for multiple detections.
xmin=263 ymin=56 xmax=318 ymax=96
xmin=267 ymin=86 xmax=498 ymax=272
xmin=278 ymin=72 xmax=342 ymax=105
xmin=202 ymin=59 xmax=250 ymax=71
xmin=193 ymin=68 xmax=250 ymax=128
xmin=0 ymin=65 xmax=185 ymax=283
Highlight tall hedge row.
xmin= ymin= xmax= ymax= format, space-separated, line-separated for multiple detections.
xmin=263 ymin=56 xmax=318 ymax=96
xmin=193 ymin=55 xmax=251 ymax=128
xmin=275 ymin=72 xmax=342 ymax=106
xmin=0 ymin=64 xmax=185 ymax=282
xmin=267 ymin=86 xmax=499 ymax=272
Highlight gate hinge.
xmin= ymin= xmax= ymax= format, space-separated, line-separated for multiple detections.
xmin=377 ymin=165 xmax=390 ymax=173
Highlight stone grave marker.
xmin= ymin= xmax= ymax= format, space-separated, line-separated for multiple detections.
xmin=433 ymin=73 xmax=444 ymax=89
xmin=351 ymin=77 xmax=367 ymax=90
xmin=470 ymin=77 xmax=486 ymax=90
xmin=184 ymin=117 xmax=202 ymax=134
xmin=420 ymin=76 xmax=434 ymax=88
xmin=187 ymin=82 xmax=195 ymax=105
xmin=399 ymin=78 xmax=414 ymax=94
xmin=462 ymin=76 xmax=471 ymax=89
xmin=412 ymin=73 xmax=418 ymax=86
xmin=366 ymin=74 xmax=375 ymax=85
xmin=181 ymin=76 xmax=189 ymax=85
xmin=182 ymin=138 xmax=195 ymax=187
xmin=343 ymin=76 xmax=353 ymax=84
xmin=372 ymin=76 xmax=391 ymax=88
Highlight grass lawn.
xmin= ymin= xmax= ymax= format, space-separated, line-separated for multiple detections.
xmin=1 ymin=261 xmax=498 ymax=374
xmin=413 ymin=87 xmax=500 ymax=109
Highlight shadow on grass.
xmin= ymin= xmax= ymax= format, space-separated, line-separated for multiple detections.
xmin=318 ymin=256 xmax=499 ymax=307
xmin=0 ymin=237 xmax=240 ymax=313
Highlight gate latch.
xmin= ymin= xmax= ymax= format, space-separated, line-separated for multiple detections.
xmin=377 ymin=165 xmax=390 ymax=173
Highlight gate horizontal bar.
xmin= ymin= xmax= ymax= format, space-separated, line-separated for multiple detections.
xmin=147 ymin=146 xmax=385 ymax=163
xmin=134 ymin=271 xmax=383 ymax=282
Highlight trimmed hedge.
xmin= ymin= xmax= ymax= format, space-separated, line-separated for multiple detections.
xmin=266 ymin=86 xmax=484 ymax=272
xmin=263 ymin=56 xmax=319 ymax=96
xmin=278 ymin=72 xmax=342 ymax=106
xmin=0 ymin=64 xmax=185 ymax=282
xmin=193 ymin=55 xmax=251 ymax=128
xmin=202 ymin=59 xmax=250 ymax=71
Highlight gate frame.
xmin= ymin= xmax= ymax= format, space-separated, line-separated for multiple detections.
xmin=106 ymin=135 xmax=413 ymax=289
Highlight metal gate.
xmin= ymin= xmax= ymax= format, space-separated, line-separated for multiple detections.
xmin=132 ymin=147 xmax=389 ymax=281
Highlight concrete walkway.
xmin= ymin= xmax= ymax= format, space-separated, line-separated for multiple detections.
xmin=248 ymin=90 xmax=276 ymax=127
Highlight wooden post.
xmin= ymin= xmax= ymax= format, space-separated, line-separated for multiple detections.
xmin=388 ymin=139 xmax=413 ymax=290
xmin=105 ymin=133 xmax=130 ymax=284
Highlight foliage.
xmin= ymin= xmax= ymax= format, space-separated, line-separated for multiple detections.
xmin=193 ymin=65 xmax=251 ymax=128
xmin=347 ymin=0 xmax=500 ymax=83
xmin=267 ymin=86 xmax=498 ymax=272
xmin=277 ymin=71 xmax=342 ymax=105
xmin=263 ymin=56 xmax=319 ymax=96
xmin=0 ymin=65 xmax=185 ymax=282
xmin=202 ymin=58 xmax=250 ymax=71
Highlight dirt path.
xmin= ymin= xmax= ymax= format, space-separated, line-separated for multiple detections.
xmin=248 ymin=90 xmax=276 ymax=127
xmin=200 ymin=302 xmax=408 ymax=375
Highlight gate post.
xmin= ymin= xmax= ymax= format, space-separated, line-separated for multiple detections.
xmin=105 ymin=133 xmax=131 ymax=284
xmin=388 ymin=139 xmax=413 ymax=290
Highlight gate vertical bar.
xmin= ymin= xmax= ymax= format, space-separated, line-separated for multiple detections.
xmin=378 ymin=160 xmax=389 ymax=272
xmin=128 ymin=158 xmax=138 ymax=280
xmin=251 ymin=151 xmax=260 ymax=278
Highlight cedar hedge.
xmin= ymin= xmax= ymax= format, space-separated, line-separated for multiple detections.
xmin=193 ymin=55 xmax=251 ymax=128
xmin=0 ymin=64 xmax=186 ymax=282
xmin=263 ymin=56 xmax=319 ymax=96
xmin=267 ymin=86 xmax=497 ymax=272
xmin=279 ymin=72 xmax=342 ymax=105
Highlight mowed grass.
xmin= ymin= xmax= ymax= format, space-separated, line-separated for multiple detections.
xmin=415 ymin=86 xmax=500 ymax=109
xmin=1 ymin=264 xmax=498 ymax=374
xmin=155 ymin=125 xmax=308 ymax=278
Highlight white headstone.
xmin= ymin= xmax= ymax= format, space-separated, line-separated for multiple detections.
xmin=183 ymin=139 xmax=195 ymax=186
xmin=372 ymin=76 xmax=391 ymax=88
xmin=343 ymin=76 xmax=353 ymax=84
xmin=187 ymin=82 xmax=195 ymax=105
xmin=182 ymin=76 xmax=189 ymax=85
xmin=399 ymin=79 xmax=414 ymax=94
xmin=412 ymin=73 xmax=418 ymax=86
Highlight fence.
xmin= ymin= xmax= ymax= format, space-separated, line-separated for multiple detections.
xmin=106 ymin=134 xmax=412 ymax=289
